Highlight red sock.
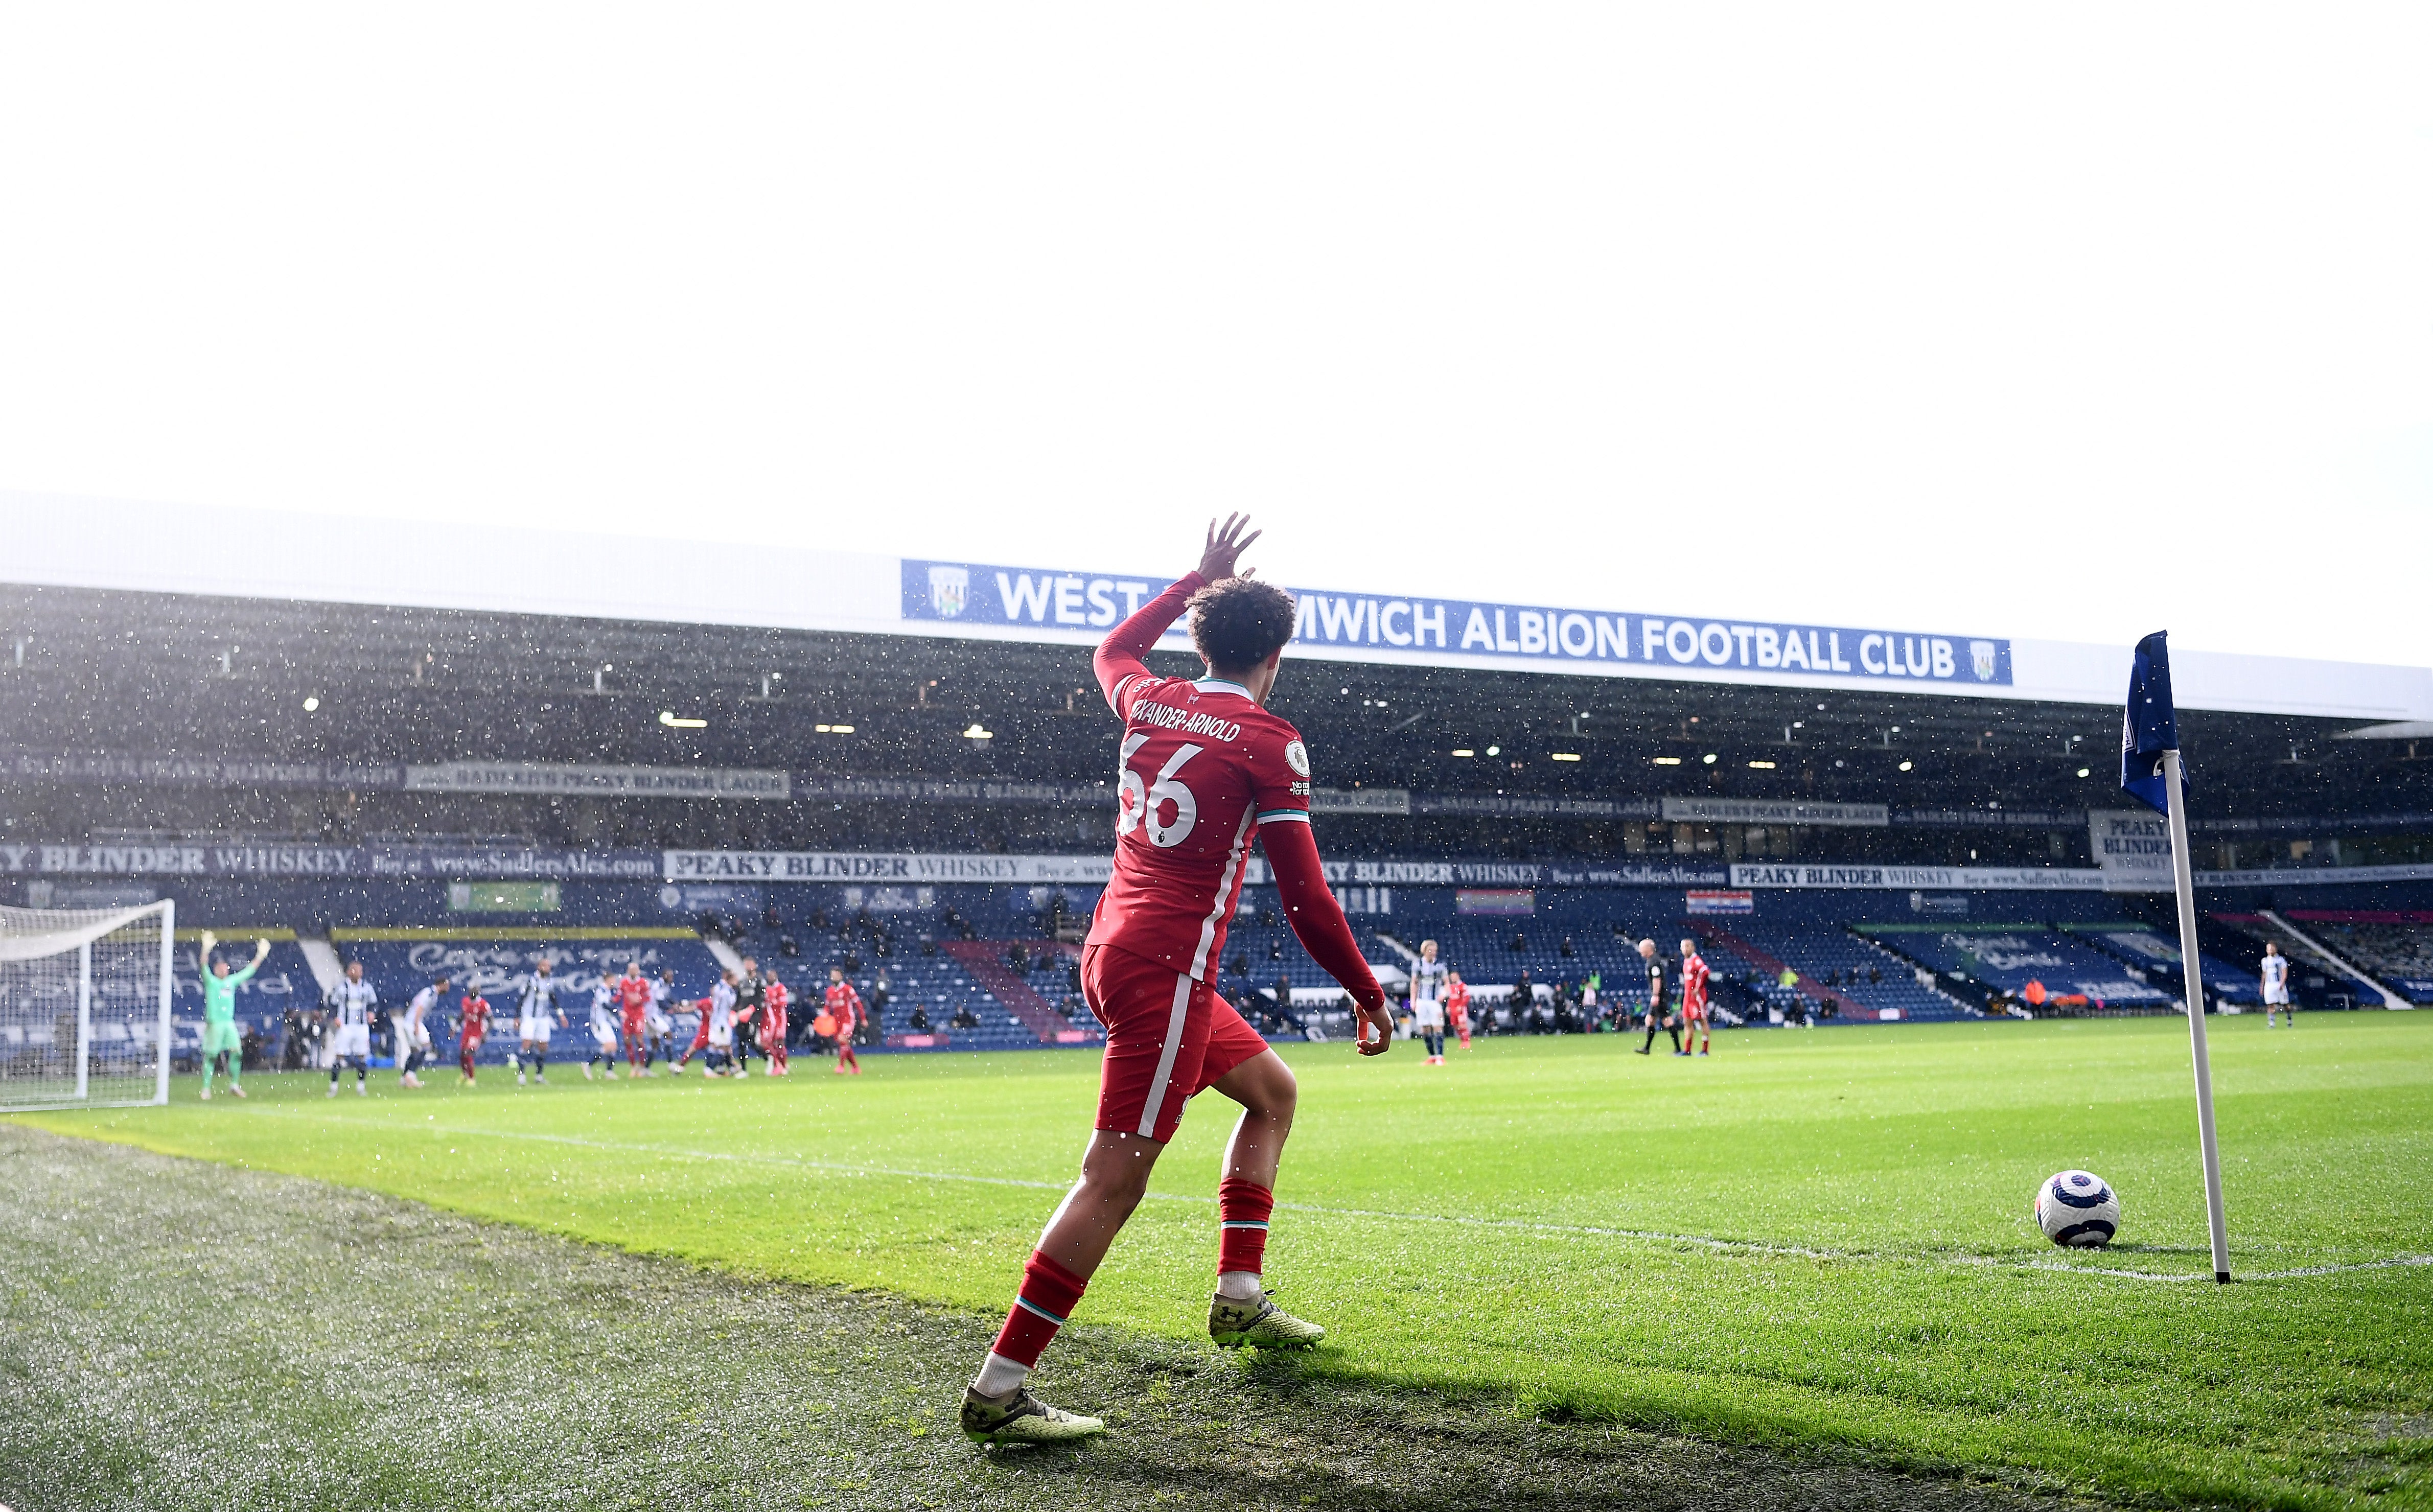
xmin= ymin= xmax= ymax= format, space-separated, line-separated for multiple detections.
xmin=1218 ymin=1176 xmax=1275 ymax=1276
xmin=989 ymin=1251 xmax=1090 ymax=1367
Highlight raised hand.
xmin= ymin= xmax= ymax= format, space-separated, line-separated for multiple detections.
xmin=1195 ymin=513 xmax=1262 ymax=584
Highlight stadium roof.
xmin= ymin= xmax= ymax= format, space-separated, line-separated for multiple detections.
xmin=8 ymin=489 xmax=2429 ymax=723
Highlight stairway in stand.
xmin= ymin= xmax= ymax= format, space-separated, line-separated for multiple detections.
xmin=941 ymin=941 xmax=1099 ymax=1044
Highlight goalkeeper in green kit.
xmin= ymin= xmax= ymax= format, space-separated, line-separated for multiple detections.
xmin=198 ymin=931 xmax=270 ymax=1101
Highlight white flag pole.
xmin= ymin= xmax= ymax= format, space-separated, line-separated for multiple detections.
xmin=2162 ymin=748 xmax=2231 ymax=1283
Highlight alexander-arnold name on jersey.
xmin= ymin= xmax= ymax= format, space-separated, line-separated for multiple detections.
xmin=1132 ymin=702 xmax=1244 ymax=743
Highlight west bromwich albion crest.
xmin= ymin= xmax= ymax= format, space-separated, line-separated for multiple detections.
xmin=928 ymin=565 xmax=969 ymax=618
xmin=1968 ymin=640 xmax=1997 ymax=681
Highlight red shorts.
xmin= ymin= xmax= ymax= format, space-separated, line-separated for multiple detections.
xmin=1682 ymin=1002 xmax=1708 ymax=1022
xmin=1084 ymin=943 xmax=1267 ymax=1144
xmin=620 ymin=1008 xmax=646 ymax=1039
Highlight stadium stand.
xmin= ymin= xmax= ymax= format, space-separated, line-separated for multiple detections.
xmin=29 ymin=875 xmax=2433 ymax=1065
xmin=2281 ymin=911 xmax=2433 ymax=1004
xmin=10 ymin=587 xmax=2433 ymax=1051
xmin=1854 ymin=922 xmax=2174 ymax=1013
xmin=12 ymin=580 xmax=2433 ymax=876
xmin=2207 ymin=914 xmax=2403 ymax=1010
xmin=1705 ymin=920 xmax=1971 ymax=1022
xmin=2059 ymin=923 xmax=2262 ymax=1006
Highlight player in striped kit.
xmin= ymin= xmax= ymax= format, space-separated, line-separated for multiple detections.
xmin=1677 ymin=938 xmax=1712 ymax=1057
xmin=647 ymin=967 xmax=679 ymax=1067
xmin=585 ymin=976 xmax=621 ymax=1079
xmin=399 ymin=976 xmax=448 ymax=1088
xmin=514 ymin=958 xmax=566 ymax=1085
xmin=677 ymin=970 xmax=738 ymax=1074
xmin=1408 ymin=939 xmax=1449 ymax=1065
xmin=961 ymin=517 xmax=1391 ymax=1447
xmin=2261 ymin=943 xmax=2295 ymax=1027
xmin=731 ymin=961 xmax=766 ymax=1076
xmin=327 ymin=959 xmax=376 ymax=1097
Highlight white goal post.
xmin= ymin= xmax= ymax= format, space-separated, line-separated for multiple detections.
xmin=0 ymin=899 xmax=175 ymax=1111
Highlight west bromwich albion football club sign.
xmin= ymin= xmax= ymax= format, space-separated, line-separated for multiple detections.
xmin=899 ymin=557 xmax=2011 ymax=689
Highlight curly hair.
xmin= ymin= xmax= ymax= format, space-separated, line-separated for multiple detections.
xmin=1187 ymin=577 xmax=1298 ymax=673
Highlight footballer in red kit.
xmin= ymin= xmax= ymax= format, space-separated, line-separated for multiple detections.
xmin=1679 ymin=938 xmax=1712 ymax=1057
xmin=961 ymin=515 xmax=1395 ymax=1448
xmin=616 ymin=964 xmax=654 ymax=1076
xmin=824 ymin=968 xmax=864 ymax=1076
xmin=762 ymin=976 xmax=792 ymax=1075
xmin=457 ymin=991 xmax=493 ymax=1084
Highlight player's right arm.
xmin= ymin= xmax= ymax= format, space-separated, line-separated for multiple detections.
xmin=1094 ymin=572 xmax=1200 ymax=714
xmin=1091 ymin=514 xmax=1261 ymax=714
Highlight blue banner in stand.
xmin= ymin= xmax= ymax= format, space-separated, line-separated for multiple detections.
xmin=902 ymin=558 xmax=2014 ymax=688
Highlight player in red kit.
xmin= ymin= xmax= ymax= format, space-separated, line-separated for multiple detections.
xmin=961 ymin=516 xmax=1393 ymax=1448
xmin=824 ymin=967 xmax=864 ymax=1076
xmin=616 ymin=963 xmax=654 ymax=1077
xmin=1678 ymin=937 xmax=1712 ymax=1057
xmin=1446 ymin=970 xmax=1472 ymax=1051
xmin=456 ymin=989 xmax=493 ymax=1085
xmin=762 ymin=976 xmax=792 ymax=1075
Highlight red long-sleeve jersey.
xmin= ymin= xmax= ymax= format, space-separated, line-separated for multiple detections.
xmin=616 ymin=972 xmax=653 ymax=1016
xmin=1085 ymin=572 xmax=1382 ymax=1011
xmin=1681 ymin=951 xmax=1710 ymax=1012
xmin=823 ymin=981 xmax=864 ymax=1032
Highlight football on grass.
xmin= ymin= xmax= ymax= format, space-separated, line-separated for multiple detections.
xmin=2035 ymin=1170 xmax=2121 ymax=1247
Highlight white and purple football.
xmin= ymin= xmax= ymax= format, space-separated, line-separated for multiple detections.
xmin=2035 ymin=1170 xmax=2121 ymax=1247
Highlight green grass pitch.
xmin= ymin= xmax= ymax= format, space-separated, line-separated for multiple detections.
xmin=17 ymin=1013 xmax=2433 ymax=1508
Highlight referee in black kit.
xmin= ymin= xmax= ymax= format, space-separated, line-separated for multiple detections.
xmin=1634 ymin=937 xmax=1680 ymax=1056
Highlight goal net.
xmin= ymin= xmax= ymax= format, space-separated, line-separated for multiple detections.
xmin=0 ymin=899 xmax=174 ymax=1111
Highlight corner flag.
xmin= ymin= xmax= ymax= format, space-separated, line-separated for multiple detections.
xmin=2120 ymin=631 xmax=2183 ymax=815
xmin=2122 ymin=629 xmax=2231 ymax=1284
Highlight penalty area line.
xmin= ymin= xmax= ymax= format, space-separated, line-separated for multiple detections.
xmin=241 ymin=1108 xmax=2431 ymax=1284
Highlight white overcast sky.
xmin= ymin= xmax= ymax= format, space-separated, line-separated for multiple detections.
xmin=3 ymin=6 xmax=2428 ymax=668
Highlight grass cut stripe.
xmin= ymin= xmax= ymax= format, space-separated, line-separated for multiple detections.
xmin=16 ymin=1013 xmax=2433 ymax=1510
xmin=231 ymin=1104 xmax=2433 ymax=1283
xmin=0 ymin=1122 xmax=2058 ymax=1512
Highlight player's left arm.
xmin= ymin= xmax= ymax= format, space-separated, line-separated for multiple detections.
xmin=1264 ymin=829 xmax=1384 ymax=1047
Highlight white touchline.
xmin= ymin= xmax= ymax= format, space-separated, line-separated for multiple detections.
xmin=241 ymin=1109 xmax=2432 ymax=1284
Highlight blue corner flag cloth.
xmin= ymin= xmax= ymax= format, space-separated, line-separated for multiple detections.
xmin=2121 ymin=631 xmax=2185 ymax=815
